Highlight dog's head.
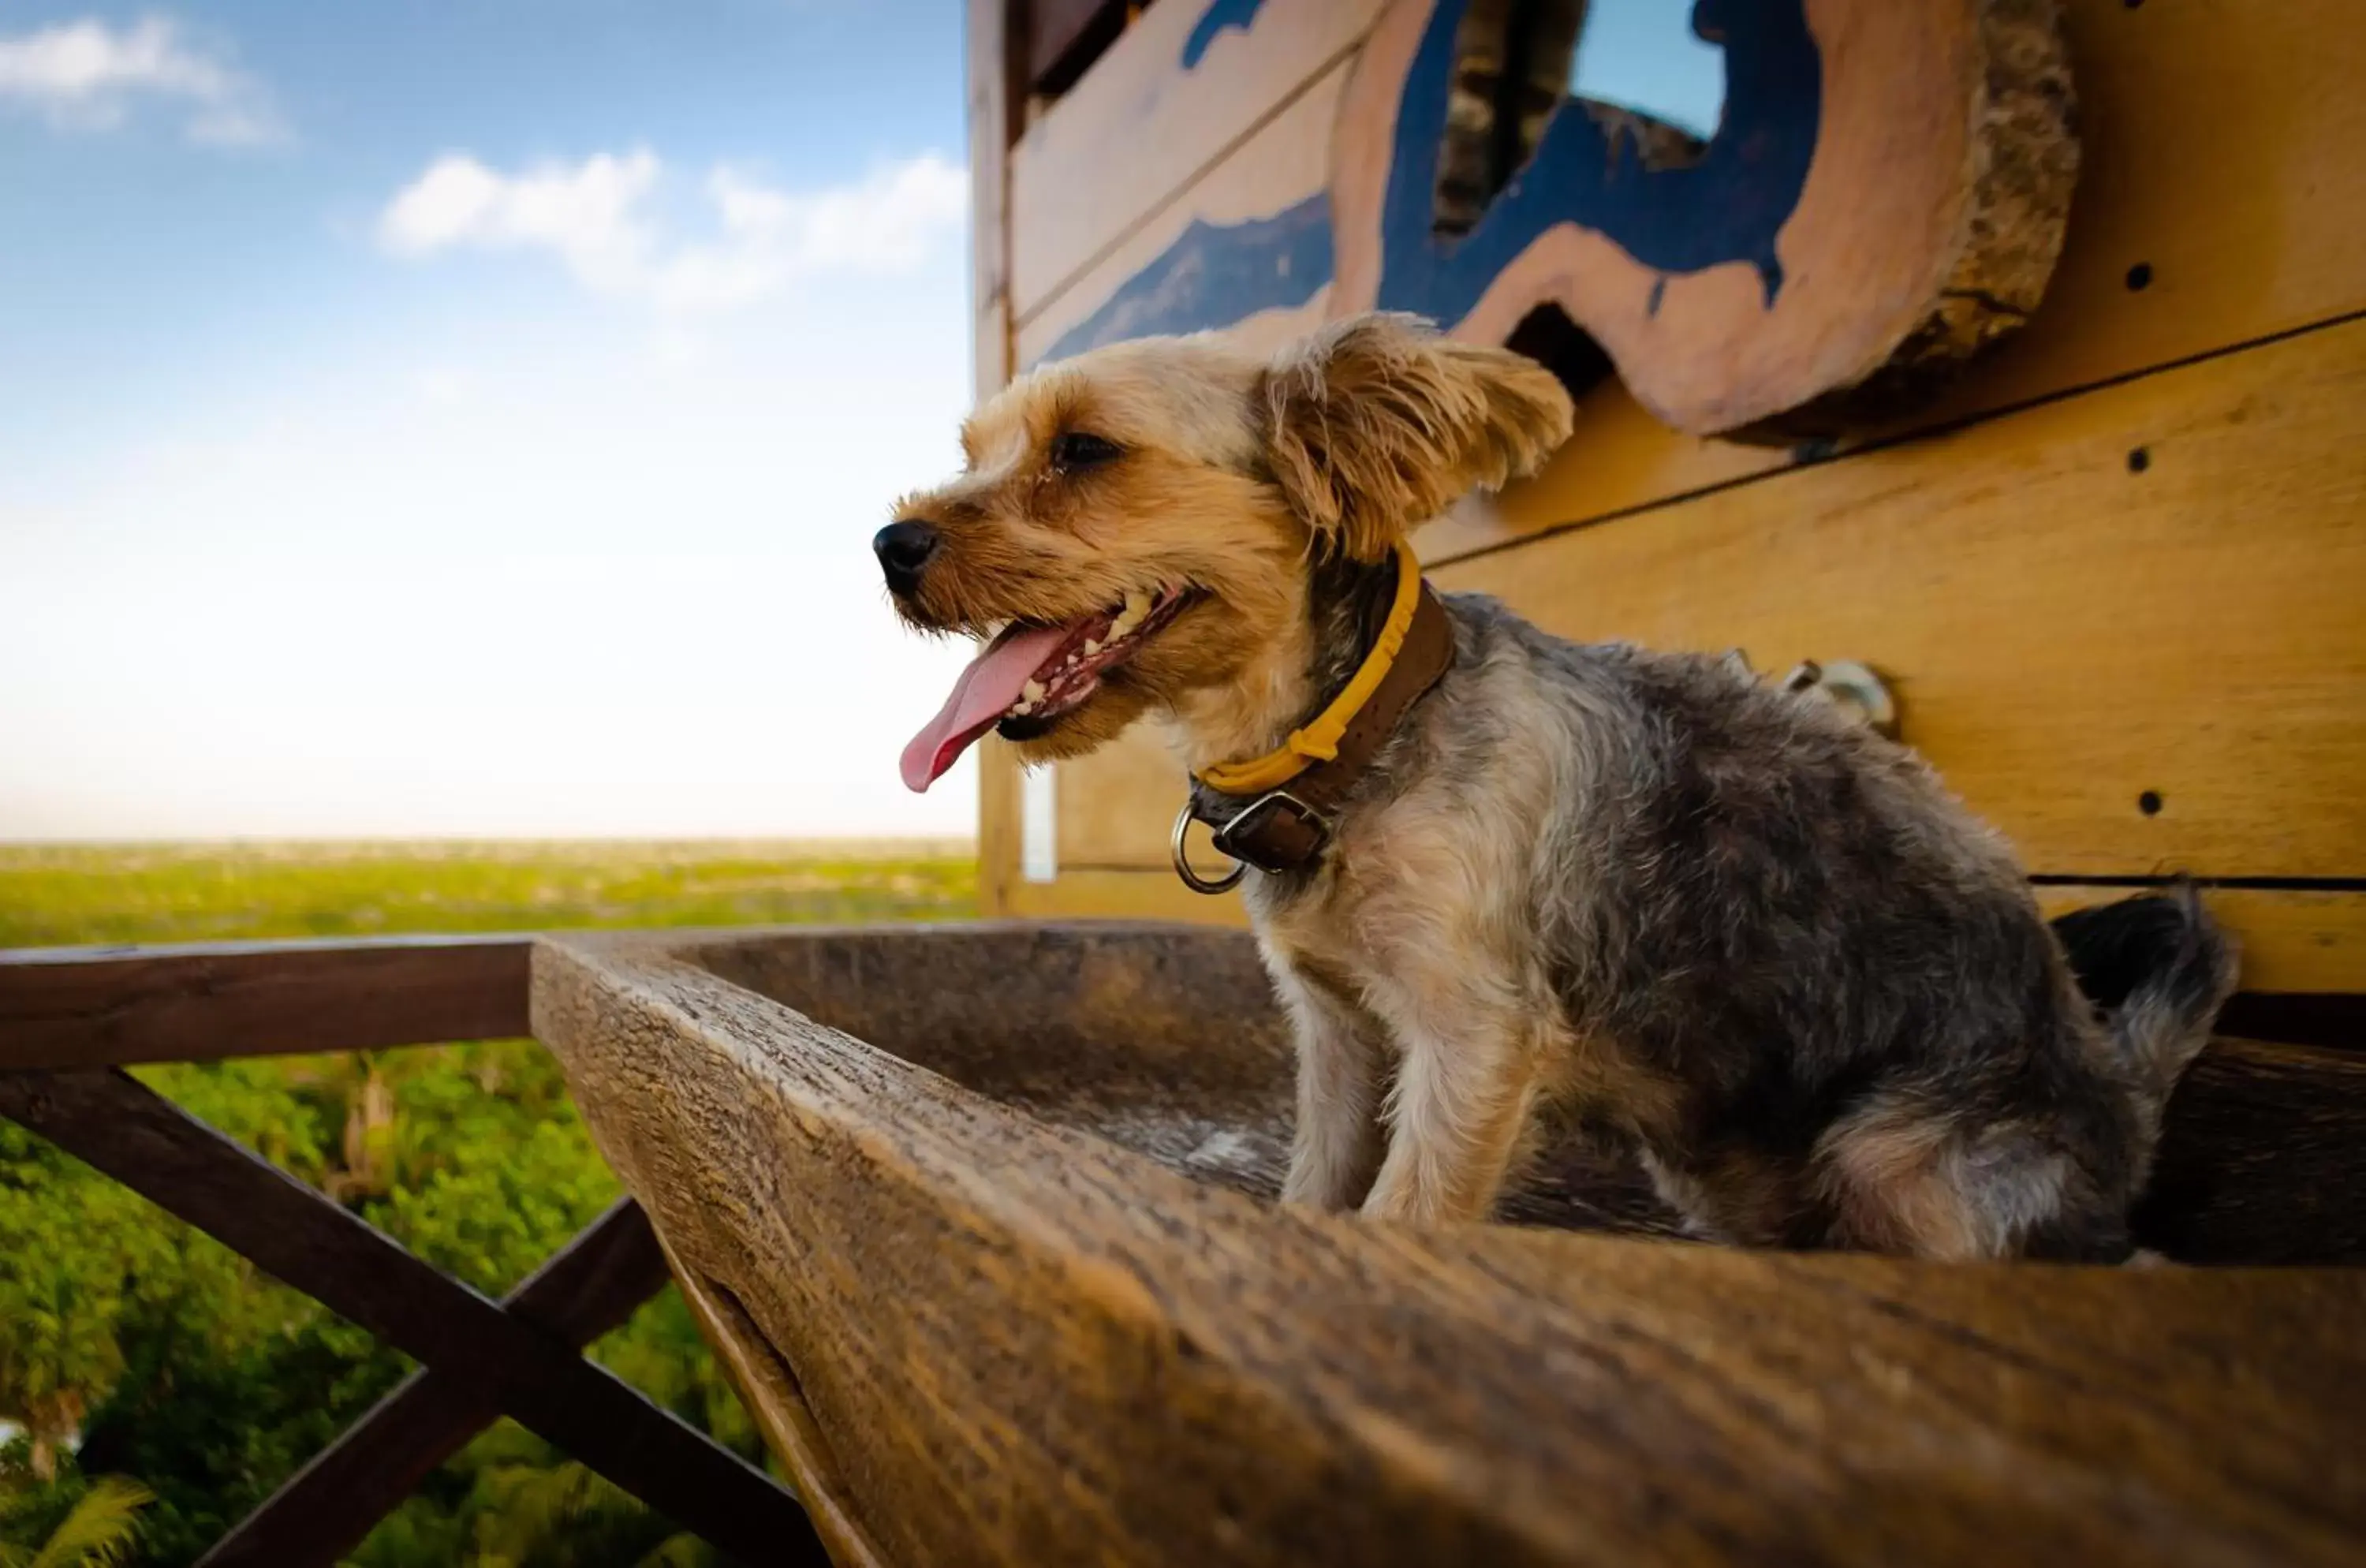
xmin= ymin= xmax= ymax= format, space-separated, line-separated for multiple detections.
xmin=883 ymin=312 xmax=1572 ymax=790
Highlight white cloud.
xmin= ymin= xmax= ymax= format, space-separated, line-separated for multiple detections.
xmin=377 ymin=148 xmax=968 ymax=315
xmin=380 ymin=148 xmax=661 ymax=296
xmin=0 ymin=14 xmax=282 ymax=145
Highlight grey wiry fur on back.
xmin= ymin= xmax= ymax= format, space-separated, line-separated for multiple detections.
xmin=1247 ymin=566 xmax=2235 ymax=1260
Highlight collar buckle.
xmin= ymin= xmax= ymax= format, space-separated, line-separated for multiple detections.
xmin=1211 ymin=790 xmax=1331 ymax=875
xmin=1170 ymin=790 xmax=1335 ymax=894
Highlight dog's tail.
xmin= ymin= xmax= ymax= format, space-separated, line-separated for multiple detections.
xmin=2051 ymin=885 xmax=2239 ymax=1131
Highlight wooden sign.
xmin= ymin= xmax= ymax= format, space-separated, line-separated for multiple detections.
xmin=1041 ymin=0 xmax=2077 ymax=439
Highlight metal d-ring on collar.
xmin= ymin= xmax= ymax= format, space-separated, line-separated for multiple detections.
xmin=1170 ymin=801 xmax=1247 ymax=894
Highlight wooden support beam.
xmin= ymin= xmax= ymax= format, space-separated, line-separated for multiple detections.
xmin=199 ymin=1199 xmax=674 ymax=1568
xmin=1027 ymin=0 xmax=1132 ymax=97
xmin=971 ymin=0 xmax=1025 ymax=915
xmin=0 ymin=935 xmax=533 ymax=1070
xmin=0 ymin=1069 xmax=822 ymax=1567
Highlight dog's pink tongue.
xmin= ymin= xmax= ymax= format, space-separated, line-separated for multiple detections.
xmin=900 ymin=623 xmax=1069 ymax=792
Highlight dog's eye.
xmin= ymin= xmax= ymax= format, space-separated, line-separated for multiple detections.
xmin=1049 ymin=431 xmax=1122 ymax=474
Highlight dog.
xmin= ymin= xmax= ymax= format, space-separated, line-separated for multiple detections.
xmin=881 ymin=312 xmax=2234 ymax=1260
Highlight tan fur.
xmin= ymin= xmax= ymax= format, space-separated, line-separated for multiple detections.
xmin=891 ymin=315 xmax=1569 ymax=778
xmin=1816 ymin=1099 xmax=2073 ymax=1260
xmin=1252 ymin=683 xmax=1593 ymax=1225
xmin=1264 ymin=315 xmax=1574 ymax=563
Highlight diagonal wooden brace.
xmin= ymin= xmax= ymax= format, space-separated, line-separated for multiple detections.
xmin=0 ymin=1069 xmax=827 ymax=1568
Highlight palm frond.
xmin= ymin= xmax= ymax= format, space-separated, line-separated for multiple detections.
xmin=28 ymin=1477 xmax=154 ymax=1568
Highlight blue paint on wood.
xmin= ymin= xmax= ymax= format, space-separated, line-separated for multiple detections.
xmin=1375 ymin=0 xmax=1818 ymax=319
xmin=1042 ymin=0 xmax=1820 ymax=368
xmin=1039 ymin=194 xmax=1334 ymax=365
xmin=1182 ymin=0 xmax=1270 ymax=69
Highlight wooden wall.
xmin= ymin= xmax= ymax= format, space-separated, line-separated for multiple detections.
xmin=967 ymin=0 xmax=2366 ymax=995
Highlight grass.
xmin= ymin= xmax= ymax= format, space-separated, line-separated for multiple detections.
xmin=0 ymin=839 xmax=980 ymax=948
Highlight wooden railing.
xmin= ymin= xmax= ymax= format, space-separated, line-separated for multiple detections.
xmin=10 ymin=929 xmax=2364 ymax=1566
xmin=0 ymin=936 xmax=827 ymax=1568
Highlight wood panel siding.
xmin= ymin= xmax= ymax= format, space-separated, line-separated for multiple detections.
xmin=1051 ymin=316 xmax=2366 ymax=890
xmin=1014 ymin=53 xmax=1353 ymax=367
xmin=1010 ymin=0 xmax=1385 ymax=314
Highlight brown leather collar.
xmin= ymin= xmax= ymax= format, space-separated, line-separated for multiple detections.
xmin=1184 ymin=576 xmax=1457 ymax=879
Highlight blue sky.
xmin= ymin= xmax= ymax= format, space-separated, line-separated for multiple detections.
xmin=1574 ymin=0 xmax=1724 ymax=140
xmin=0 ymin=0 xmax=1722 ymax=842
xmin=0 ymin=2 xmax=983 ymax=838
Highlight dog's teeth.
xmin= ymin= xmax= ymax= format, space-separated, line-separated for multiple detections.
xmin=1010 ymin=698 xmax=1034 ymax=715
xmin=1021 ymin=679 xmax=1046 ymax=705
xmin=1082 ymin=638 xmax=1101 ymax=656
xmin=1124 ymin=590 xmax=1149 ymax=618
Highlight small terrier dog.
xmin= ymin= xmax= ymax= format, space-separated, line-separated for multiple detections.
xmin=883 ymin=312 xmax=2234 ymax=1260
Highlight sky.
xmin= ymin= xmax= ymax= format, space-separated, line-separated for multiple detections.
xmin=0 ymin=1 xmax=983 ymax=840
xmin=1573 ymin=0 xmax=1724 ymax=140
xmin=0 ymin=0 xmax=1722 ymax=843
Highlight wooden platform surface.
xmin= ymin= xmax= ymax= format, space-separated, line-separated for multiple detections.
xmin=534 ymin=920 xmax=2366 ymax=1568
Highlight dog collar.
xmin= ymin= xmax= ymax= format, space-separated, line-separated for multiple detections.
xmin=1174 ymin=540 xmax=1456 ymax=890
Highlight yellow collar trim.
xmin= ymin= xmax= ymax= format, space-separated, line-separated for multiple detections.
xmin=1196 ymin=539 xmax=1425 ymax=796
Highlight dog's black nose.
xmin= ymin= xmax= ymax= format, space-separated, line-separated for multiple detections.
xmin=873 ymin=519 xmax=941 ymax=597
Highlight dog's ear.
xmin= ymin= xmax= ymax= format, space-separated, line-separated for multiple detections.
xmin=1258 ymin=312 xmax=1574 ymax=561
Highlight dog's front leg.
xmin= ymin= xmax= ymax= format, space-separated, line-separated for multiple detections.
xmin=1269 ymin=961 xmax=1386 ymax=1212
xmin=1360 ymin=977 xmax=1542 ymax=1226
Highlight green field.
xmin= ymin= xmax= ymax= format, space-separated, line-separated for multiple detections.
xmin=0 ymin=838 xmax=978 ymax=948
xmin=0 ymin=840 xmax=976 ymax=1567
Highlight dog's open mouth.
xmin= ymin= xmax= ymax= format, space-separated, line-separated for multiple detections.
xmin=899 ymin=586 xmax=1193 ymax=792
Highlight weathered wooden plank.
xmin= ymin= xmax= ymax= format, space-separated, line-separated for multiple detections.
xmin=1004 ymin=865 xmax=1241 ymax=924
xmin=1010 ymin=0 xmax=1385 ymax=313
xmin=1050 ymin=315 xmax=2366 ymax=884
xmin=1058 ymin=728 xmax=1220 ymax=878
xmin=968 ymin=0 xmax=1021 ymax=389
xmin=537 ymin=928 xmax=2366 ymax=1568
xmin=0 ymin=935 xmax=532 ymax=1070
xmin=1007 ymin=872 xmax=2366 ymax=999
xmin=2140 ymin=1036 xmax=2366 ymax=1266
xmin=664 ymin=1243 xmax=898 ymax=1568
xmin=1431 ymin=323 xmax=2366 ymax=883
xmin=0 ymin=1069 xmax=820 ymax=1566
xmin=1014 ymin=52 xmax=1350 ymax=368
xmin=199 ymin=1199 xmax=672 ymax=1568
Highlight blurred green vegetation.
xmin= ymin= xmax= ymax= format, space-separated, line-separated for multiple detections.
xmin=0 ymin=841 xmax=976 ymax=1566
